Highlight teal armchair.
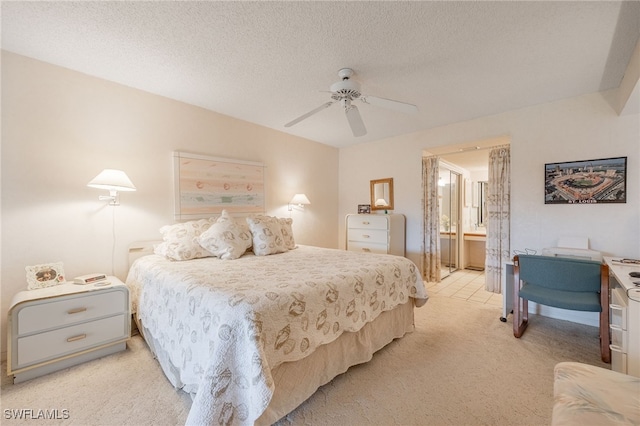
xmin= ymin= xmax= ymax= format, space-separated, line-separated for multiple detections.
xmin=513 ymin=255 xmax=610 ymax=363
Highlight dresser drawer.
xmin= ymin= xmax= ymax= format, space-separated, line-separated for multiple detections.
xmin=610 ymin=287 xmax=627 ymax=330
xmin=345 ymin=214 xmax=405 ymax=257
xmin=610 ymin=324 xmax=627 ymax=352
xmin=611 ymin=346 xmax=628 ymax=374
xmin=347 ymin=241 xmax=388 ymax=254
xmin=16 ymin=314 xmax=128 ymax=368
xmin=17 ymin=290 xmax=127 ymax=335
xmin=347 ymin=228 xmax=388 ymax=244
xmin=347 ymin=215 xmax=389 ymax=230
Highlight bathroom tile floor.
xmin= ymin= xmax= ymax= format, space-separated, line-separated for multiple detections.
xmin=425 ymin=269 xmax=503 ymax=308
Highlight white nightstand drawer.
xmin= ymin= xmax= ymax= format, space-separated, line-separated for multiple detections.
xmin=16 ymin=314 xmax=128 ymax=368
xmin=347 ymin=228 xmax=388 ymax=244
xmin=346 ymin=241 xmax=388 ymax=254
xmin=17 ymin=289 xmax=127 ymax=335
xmin=347 ymin=215 xmax=389 ymax=230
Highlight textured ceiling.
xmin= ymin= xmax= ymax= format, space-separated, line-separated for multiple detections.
xmin=2 ymin=1 xmax=639 ymax=148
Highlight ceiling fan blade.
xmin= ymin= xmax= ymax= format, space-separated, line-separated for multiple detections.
xmin=284 ymin=101 xmax=335 ymax=127
xmin=360 ymin=95 xmax=419 ymax=114
xmin=345 ymin=105 xmax=367 ymax=137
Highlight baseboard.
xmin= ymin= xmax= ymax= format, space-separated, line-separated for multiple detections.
xmin=530 ymin=302 xmax=599 ymax=327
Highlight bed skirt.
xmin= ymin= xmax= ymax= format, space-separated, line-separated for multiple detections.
xmin=134 ymin=300 xmax=416 ymax=424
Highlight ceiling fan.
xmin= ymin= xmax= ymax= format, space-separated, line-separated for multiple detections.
xmin=284 ymin=68 xmax=419 ymax=137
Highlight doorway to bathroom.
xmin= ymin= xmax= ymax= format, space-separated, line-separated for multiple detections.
xmin=423 ymin=136 xmax=511 ymax=293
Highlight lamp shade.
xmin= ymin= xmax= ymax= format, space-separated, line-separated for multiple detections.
xmin=375 ymin=198 xmax=388 ymax=207
xmin=290 ymin=193 xmax=311 ymax=205
xmin=88 ymin=169 xmax=136 ymax=192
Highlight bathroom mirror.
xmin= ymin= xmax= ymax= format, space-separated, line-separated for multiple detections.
xmin=370 ymin=178 xmax=394 ymax=211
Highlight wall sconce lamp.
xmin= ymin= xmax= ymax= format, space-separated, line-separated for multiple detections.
xmin=288 ymin=193 xmax=311 ymax=211
xmin=87 ymin=169 xmax=136 ymax=206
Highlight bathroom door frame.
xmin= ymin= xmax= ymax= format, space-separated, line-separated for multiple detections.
xmin=439 ymin=162 xmax=464 ymax=277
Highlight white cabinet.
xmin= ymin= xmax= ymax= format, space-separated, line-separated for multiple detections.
xmin=346 ymin=214 xmax=405 ymax=256
xmin=605 ymin=258 xmax=640 ymax=377
xmin=7 ymin=278 xmax=130 ymax=383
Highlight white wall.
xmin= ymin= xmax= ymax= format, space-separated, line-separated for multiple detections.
xmin=1 ymin=52 xmax=339 ymax=356
xmin=339 ymin=90 xmax=639 ymax=325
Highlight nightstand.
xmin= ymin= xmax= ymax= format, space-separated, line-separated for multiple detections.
xmin=7 ymin=277 xmax=130 ymax=383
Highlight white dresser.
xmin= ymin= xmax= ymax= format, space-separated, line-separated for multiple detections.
xmin=605 ymin=257 xmax=640 ymax=377
xmin=346 ymin=214 xmax=405 ymax=256
xmin=7 ymin=278 xmax=130 ymax=383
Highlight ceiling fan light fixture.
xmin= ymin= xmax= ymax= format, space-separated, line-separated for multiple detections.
xmin=330 ymin=79 xmax=361 ymax=100
xmin=284 ymin=67 xmax=418 ymax=137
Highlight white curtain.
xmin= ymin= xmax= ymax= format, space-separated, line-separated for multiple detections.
xmin=421 ymin=156 xmax=441 ymax=282
xmin=485 ymin=145 xmax=511 ymax=293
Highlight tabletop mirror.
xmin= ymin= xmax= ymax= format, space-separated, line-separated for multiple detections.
xmin=370 ymin=178 xmax=394 ymax=211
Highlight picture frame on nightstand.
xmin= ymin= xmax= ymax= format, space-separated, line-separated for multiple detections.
xmin=25 ymin=262 xmax=66 ymax=290
xmin=358 ymin=204 xmax=371 ymax=214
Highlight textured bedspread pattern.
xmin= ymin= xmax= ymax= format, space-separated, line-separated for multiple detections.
xmin=126 ymin=245 xmax=427 ymax=425
xmin=553 ymin=362 xmax=640 ymax=425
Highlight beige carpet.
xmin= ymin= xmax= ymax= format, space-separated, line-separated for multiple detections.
xmin=1 ymin=293 xmax=608 ymax=425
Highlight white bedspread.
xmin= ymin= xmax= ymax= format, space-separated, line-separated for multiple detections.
xmin=126 ymin=245 xmax=428 ymax=425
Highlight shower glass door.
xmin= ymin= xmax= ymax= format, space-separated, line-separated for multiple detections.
xmin=439 ymin=165 xmax=460 ymax=278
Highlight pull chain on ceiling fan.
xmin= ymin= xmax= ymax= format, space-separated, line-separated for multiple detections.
xmin=285 ymin=68 xmax=418 ymax=137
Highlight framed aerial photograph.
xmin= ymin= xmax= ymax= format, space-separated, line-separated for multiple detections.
xmin=26 ymin=262 xmax=66 ymax=290
xmin=544 ymin=156 xmax=627 ymax=204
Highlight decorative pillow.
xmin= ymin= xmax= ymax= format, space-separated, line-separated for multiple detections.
xmin=198 ymin=210 xmax=252 ymax=260
xmin=278 ymin=217 xmax=296 ymax=250
xmin=154 ymin=217 xmax=216 ymax=261
xmin=246 ymin=215 xmax=288 ymax=256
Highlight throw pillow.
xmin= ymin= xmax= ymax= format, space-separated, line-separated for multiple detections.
xmin=154 ymin=217 xmax=216 ymax=261
xmin=246 ymin=215 xmax=288 ymax=256
xmin=198 ymin=210 xmax=252 ymax=260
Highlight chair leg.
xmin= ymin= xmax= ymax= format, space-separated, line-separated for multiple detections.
xmin=600 ymin=309 xmax=611 ymax=363
xmin=513 ymin=298 xmax=528 ymax=338
xmin=512 ymin=256 xmax=528 ymax=338
xmin=600 ymin=265 xmax=611 ymax=363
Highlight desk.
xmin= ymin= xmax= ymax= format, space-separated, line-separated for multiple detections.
xmin=604 ymin=257 xmax=640 ymax=377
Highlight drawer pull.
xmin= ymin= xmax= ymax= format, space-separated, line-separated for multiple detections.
xmin=67 ymin=307 xmax=87 ymax=315
xmin=362 ymin=221 xmax=370 ymax=225
xmin=609 ymin=344 xmax=625 ymax=353
xmin=362 ymin=234 xmax=370 ymax=238
xmin=362 ymin=248 xmax=371 ymax=252
xmin=66 ymin=334 xmax=87 ymax=343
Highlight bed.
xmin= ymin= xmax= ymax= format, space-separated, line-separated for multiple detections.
xmin=126 ymin=234 xmax=428 ymax=425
